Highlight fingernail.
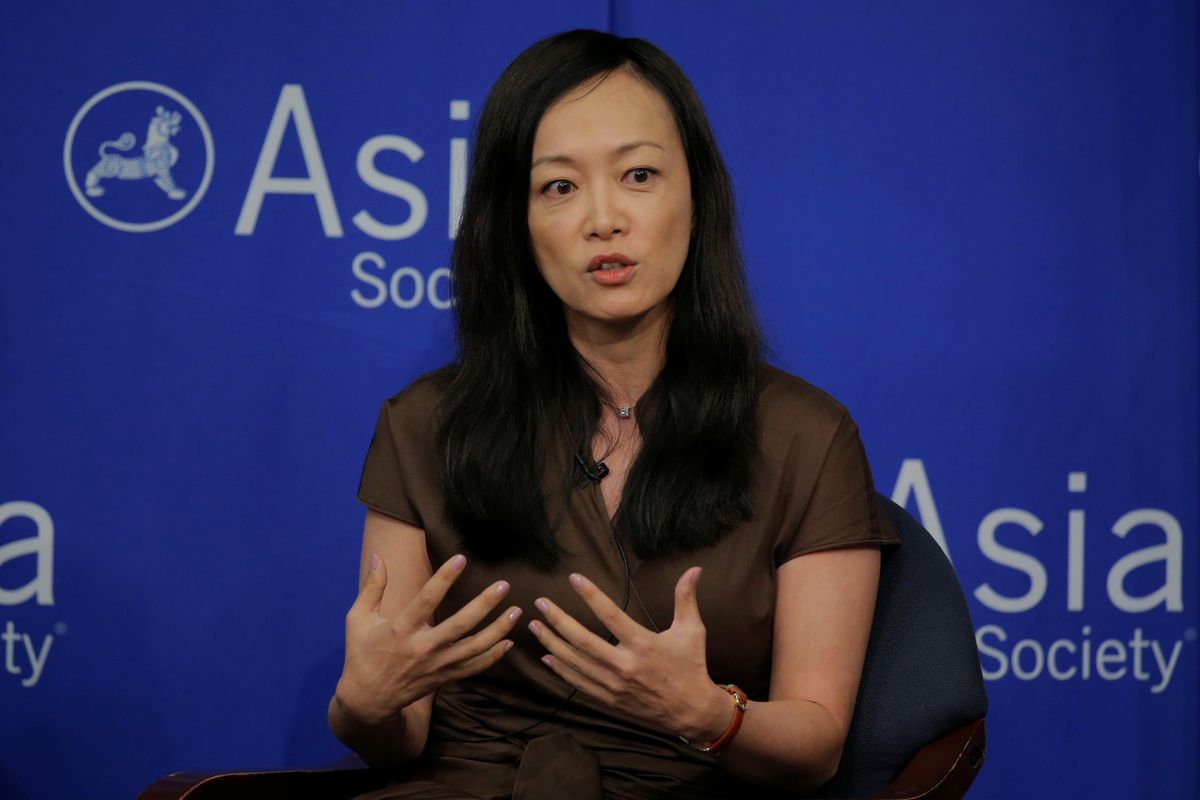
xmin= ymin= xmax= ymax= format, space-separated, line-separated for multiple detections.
xmin=691 ymin=567 xmax=703 ymax=585
xmin=495 ymin=581 xmax=510 ymax=595
xmin=568 ymin=573 xmax=583 ymax=589
xmin=368 ymin=553 xmax=378 ymax=574
xmin=528 ymin=620 xmax=542 ymax=635
xmin=534 ymin=598 xmax=549 ymax=613
xmin=541 ymin=655 xmax=553 ymax=667
xmin=508 ymin=607 xmax=523 ymax=622
xmin=503 ymin=640 xmax=514 ymax=653
xmin=450 ymin=554 xmax=466 ymax=571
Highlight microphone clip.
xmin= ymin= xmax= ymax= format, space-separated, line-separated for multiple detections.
xmin=574 ymin=452 xmax=610 ymax=486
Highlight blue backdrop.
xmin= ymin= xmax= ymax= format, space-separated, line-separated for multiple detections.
xmin=1 ymin=2 xmax=1196 ymax=798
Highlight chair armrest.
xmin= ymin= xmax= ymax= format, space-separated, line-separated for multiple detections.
xmin=871 ymin=718 xmax=987 ymax=800
xmin=137 ymin=720 xmax=986 ymax=800
xmin=135 ymin=764 xmax=388 ymax=800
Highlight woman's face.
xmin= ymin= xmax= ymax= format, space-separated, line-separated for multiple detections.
xmin=527 ymin=69 xmax=693 ymax=333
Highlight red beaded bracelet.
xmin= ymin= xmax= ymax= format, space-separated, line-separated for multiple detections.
xmin=679 ymin=684 xmax=749 ymax=755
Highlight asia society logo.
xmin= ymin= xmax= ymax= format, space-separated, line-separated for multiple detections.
xmin=1 ymin=501 xmax=57 ymax=689
xmin=62 ymin=81 xmax=460 ymax=309
xmin=63 ymin=81 xmax=214 ymax=233
xmin=891 ymin=460 xmax=1192 ymax=695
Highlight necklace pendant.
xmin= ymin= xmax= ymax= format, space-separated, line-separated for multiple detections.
xmin=617 ymin=405 xmax=632 ymax=419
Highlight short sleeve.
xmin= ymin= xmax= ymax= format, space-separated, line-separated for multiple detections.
xmin=356 ymin=400 xmax=423 ymax=527
xmin=775 ymin=411 xmax=899 ymax=565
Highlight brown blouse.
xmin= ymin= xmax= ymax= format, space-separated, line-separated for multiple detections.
xmin=354 ymin=364 xmax=898 ymax=800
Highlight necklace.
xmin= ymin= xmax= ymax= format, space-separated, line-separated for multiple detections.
xmin=601 ymin=398 xmax=636 ymax=419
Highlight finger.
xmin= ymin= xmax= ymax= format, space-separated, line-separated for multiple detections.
xmin=533 ymin=596 xmax=620 ymax=665
xmin=432 ymin=580 xmax=512 ymax=642
xmin=540 ymin=653 xmax=617 ymax=706
xmin=567 ymin=573 xmax=647 ymax=645
xmin=401 ymin=554 xmax=467 ymax=630
xmin=350 ymin=552 xmax=387 ymax=615
xmin=528 ymin=618 xmax=622 ymax=694
xmin=671 ymin=566 xmax=704 ymax=629
xmin=439 ymin=638 xmax=515 ymax=683
xmin=438 ymin=605 xmax=523 ymax=667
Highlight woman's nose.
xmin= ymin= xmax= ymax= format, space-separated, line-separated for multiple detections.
xmin=586 ymin=185 xmax=626 ymax=239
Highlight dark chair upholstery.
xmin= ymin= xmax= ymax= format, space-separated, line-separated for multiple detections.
xmin=138 ymin=494 xmax=987 ymax=800
xmin=820 ymin=494 xmax=988 ymax=797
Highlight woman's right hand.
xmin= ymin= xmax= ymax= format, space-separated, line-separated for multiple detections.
xmin=334 ymin=552 xmax=522 ymax=726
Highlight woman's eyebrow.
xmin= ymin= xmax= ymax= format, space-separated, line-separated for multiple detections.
xmin=530 ymin=140 xmax=665 ymax=170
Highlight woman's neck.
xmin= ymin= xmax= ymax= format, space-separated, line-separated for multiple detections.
xmin=565 ymin=306 xmax=668 ymax=406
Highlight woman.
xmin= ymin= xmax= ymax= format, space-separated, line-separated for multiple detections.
xmin=330 ymin=29 xmax=897 ymax=800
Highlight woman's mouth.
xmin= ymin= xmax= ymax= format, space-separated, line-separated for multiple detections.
xmin=588 ymin=253 xmax=637 ymax=271
xmin=587 ymin=253 xmax=637 ymax=285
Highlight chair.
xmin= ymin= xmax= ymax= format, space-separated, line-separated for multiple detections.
xmin=137 ymin=494 xmax=986 ymax=800
xmin=820 ymin=494 xmax=988 ymax=798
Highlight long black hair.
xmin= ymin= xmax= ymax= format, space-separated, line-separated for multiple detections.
xmin=437 ymin=29 xmax=762 ymax=568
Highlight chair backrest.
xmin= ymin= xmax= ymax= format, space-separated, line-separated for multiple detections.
xmin=822 ymin=494 xmax=988 ymax=797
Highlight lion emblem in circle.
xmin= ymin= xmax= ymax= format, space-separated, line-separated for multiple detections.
xmin=84 ymin=106 xmax=187 ymax=200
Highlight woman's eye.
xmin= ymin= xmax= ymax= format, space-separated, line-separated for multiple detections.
xmin=626 ymin=167 xmax=657 ymax=184
xmin=542 ymin=179 xmax=574 ymax=197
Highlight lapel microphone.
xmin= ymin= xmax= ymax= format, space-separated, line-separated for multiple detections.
xmin=574 ymin=452 xmax=610 ymax=485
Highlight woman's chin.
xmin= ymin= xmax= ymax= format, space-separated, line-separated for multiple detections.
xmin=568 ymin=301 xmax=669 ymax=331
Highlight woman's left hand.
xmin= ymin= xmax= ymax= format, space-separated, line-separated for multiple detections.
xmin=528 ymin=566 xmax=731 ymax=742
